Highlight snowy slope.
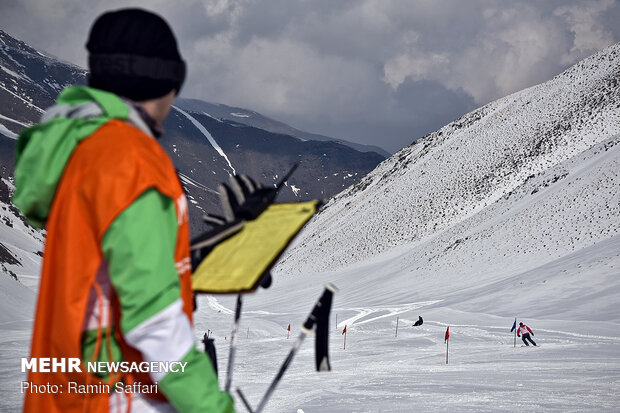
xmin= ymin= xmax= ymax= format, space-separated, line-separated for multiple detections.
xmin=0 ymin=177 xmax=42 ymax=412
xmin=0 ymin=178 xmax=43 ymax=295
xmin=277 ymin=43 xmax=620 ymax=278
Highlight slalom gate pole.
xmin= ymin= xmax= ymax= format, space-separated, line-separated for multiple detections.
xmin=514 ymin=317 xmax=517 ymax=348
xmin=395 ymin=316 xmax=399 ymax=337
xmin=225 ymin=294 xmax=243 ymax=392
xmin=237 ymin=284 xmax=338 ymax=413
xmin=514 ymin=328 xmax=516 ymax=348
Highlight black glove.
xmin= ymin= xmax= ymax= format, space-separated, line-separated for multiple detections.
xmin=190 ymin=174 xmax=276 ymax=270
xmin=219 ymin=174 xmax=277 ymax=221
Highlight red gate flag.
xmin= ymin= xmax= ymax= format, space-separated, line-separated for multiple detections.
xmin=342 ymin=325 xmax=347 ymax=334
xmin=287 ymin=324 xmax=290 ymax=331
xmin=445 ymin=326 xmax=450 ymax=364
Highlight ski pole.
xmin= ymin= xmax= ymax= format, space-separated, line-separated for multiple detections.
xmin=253 ymin=330 xmax=307 ymax=412
xmin=225 ymin=294 xmax=243 ymax=392
xmin=237 ymin=283 xmax=338 ymax=413
xmin=275 ymin=163 xmax=299 ymax=192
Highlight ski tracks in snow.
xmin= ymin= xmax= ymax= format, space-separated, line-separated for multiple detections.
xmin=205 ymin=296 xmax=234 ymax=315
xmin=336 ymin=300 xmax=441 ymax=329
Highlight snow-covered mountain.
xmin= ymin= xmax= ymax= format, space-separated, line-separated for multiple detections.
xmin=0 ymin=29 xmax=385 ymax=233
xmin=0 ymin=30 xmax=86 ymax=135
xmin=277 ymin=42 xmax=620 ymax=290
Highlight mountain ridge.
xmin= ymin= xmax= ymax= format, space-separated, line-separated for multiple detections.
xmin=175 ymin=97 xmax=392 ymax=157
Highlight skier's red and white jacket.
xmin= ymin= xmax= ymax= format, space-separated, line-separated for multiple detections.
xmin=517 ymin=325 xmax=533 ymax=337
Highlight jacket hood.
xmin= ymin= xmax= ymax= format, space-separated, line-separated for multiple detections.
xmin=13 ymin=86 xmax=131 ymax=228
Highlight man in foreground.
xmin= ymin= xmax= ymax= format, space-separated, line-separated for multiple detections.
xmin=15 ymin=8 xmax=234 ymax=412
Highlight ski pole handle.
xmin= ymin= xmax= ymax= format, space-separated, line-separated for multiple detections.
xmin=302 ymin=283 xmax=338 ymax=331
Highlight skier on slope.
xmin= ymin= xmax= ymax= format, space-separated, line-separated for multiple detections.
xmin=413 ymin=316 xmax=423 ymax=326
xmin=14 ymin=9 xmax=234 ymax=413
xmin=517 ymin=322 xmax=537 ymax=346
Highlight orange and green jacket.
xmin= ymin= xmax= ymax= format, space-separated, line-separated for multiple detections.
xmin=14 ymin=86 xmax=234 ymax=413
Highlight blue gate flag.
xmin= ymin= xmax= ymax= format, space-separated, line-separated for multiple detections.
xmin=510 ymin=318 xmax=517 ymax=332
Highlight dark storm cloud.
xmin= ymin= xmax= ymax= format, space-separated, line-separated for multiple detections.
xmin=1 ymin=0 xmax=619 ymax=153
xmin=284 ymin=78 xmax=477 ymax=152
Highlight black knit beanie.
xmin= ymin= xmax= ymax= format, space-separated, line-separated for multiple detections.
xmin=86 ymin=8 xmax=186 ymax=101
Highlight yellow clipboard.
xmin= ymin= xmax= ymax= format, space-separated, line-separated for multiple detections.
xmin=192 ymin=200 xmax=318 ymax=294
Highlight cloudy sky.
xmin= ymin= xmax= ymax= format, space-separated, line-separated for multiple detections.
xmin=2 ymin=0 xmax=619 ymax=153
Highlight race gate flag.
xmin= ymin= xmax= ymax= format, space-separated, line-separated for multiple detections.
xmin=510 ymin=318 xmax=517 ymax=332
xmin=445 ymin=326 xmax=450 ymax=365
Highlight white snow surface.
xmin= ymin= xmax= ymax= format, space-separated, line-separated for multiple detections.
xmin=0 ymin=64 xmax=29 ymax=81
xmin=1 ymin=45 xmax=620 ymax=412
xmin=178 ymin=172 xmax=218 ymax=195
xmin=0 ymin=113 xmax=31 ymax=139
xmin=230 ymin=112 xmax=251 ymax=118
xmin=0 ymin=113 xmax=30 ymax=128
xmin=0 ymin=123 xmax=17 ymax=139
xmin=290 ymin=184 xmax=301 ymax=196
xmin=0 ymin=83 xmax=44 ymax=114
xmin=173 ymin=105 xmax=237 ymax=175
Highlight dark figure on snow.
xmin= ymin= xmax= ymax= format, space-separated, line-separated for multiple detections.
xmin=517 ymin=322 xmax=537 ymax=346
xmin=413 ymin=316 xmax=423 ymax=326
